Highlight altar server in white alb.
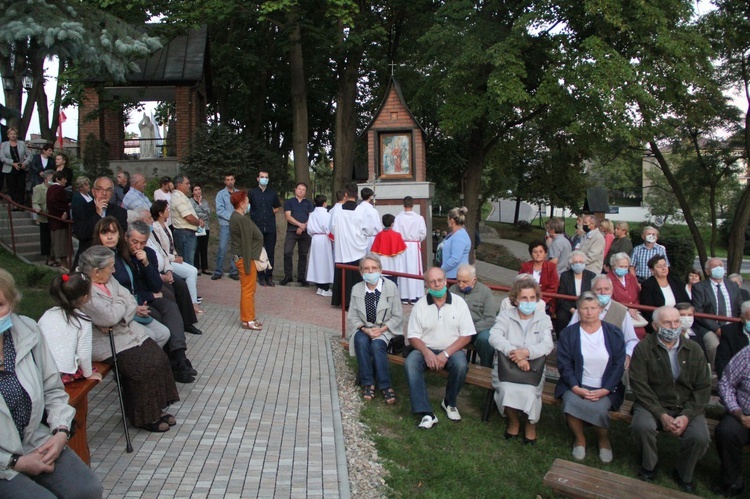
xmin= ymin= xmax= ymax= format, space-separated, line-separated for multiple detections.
xmin=306 ymin=194 xmax=334 ymax=297
xmin=331 ymin=183 xmax=369 ymax=309
xmin=355 ymin=187 xmax=382 ymax=251
xmin=393 ymin=196 xmax=427 ymax=303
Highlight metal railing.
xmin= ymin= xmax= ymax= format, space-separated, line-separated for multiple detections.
xmin=0 ymin=191 xmax=74 ymax=269
xmin=336 ymin=264 xmax=740 ymax=340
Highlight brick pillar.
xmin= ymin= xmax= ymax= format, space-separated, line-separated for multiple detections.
xmin=175 ymin=86 xmax=194 ymax=162
xmin=78 ymin=88 xmax=100 ymax=159
xmin=101 ymin=106 xmax=124 ymax=161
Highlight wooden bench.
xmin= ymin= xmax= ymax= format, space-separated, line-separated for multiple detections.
xmin=64 ymin=361 xmax=112 ymax=465
xmin=341 ymin=340 xmax=724 ymax=433
xmin=543 ymin=458 xmax=694 ymax=498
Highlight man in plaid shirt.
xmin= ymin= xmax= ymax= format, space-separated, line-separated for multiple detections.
xmin=629 ymin=226 xmax=669 ymax=282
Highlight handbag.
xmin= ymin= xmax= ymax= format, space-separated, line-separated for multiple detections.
xmin=497 ymin=353 xmax=546 ymax=386
xmin=254 ymin=247 xmax=272 ymax=272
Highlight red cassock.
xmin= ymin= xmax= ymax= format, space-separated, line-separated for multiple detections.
xmin=371 ymin=229 xmax=407 ymax=257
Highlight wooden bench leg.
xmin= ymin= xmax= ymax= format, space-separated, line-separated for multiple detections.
xmin=482 ymin=388 xmax=495 ymax=422
xmin=67 ymin=395 xmax=91 ymax=465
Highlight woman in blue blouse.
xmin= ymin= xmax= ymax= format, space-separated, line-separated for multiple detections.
xmin=441 ymin=207 xmax=471 ymax=279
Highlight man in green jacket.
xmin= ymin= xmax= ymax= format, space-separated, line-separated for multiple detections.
xmin=630 ymin=305 xmax=711 ymax=493
xmin=449 ymin=264 xmax=499 ymax=367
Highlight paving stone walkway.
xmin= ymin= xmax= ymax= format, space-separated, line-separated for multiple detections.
xmin=86 ymin=290 xmax=349 ymax=498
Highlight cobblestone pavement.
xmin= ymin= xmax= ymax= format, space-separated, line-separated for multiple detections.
xmin=87 ymin=281 xmax=349 ymax=498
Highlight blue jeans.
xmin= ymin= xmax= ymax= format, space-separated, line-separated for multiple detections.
xmin=213 ymin=224 xmax=237 ymax=277
xmin=173 ymin=228 xmax=198 ymax=267
xmin=404 ymin=348 xmax=468 ymax=414
xmin=472 ymin=328 xmax=494 ymax=368
xmin=354 ymin=331 xmax=392 ymax=389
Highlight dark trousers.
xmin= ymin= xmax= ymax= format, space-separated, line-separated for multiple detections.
xmin=163 ymin=276 xmax=197 ymax=326
xmin=148 ymin=296 xmax=186 ymax=354
xmin=331 ymin=259 xmax=362 ymax=309
xmin=715 ymin=413 xmax=749 ymax=487
xmin=39 ymin=222 xmax=51 ymax=256
xmin=7 ymin=169 xmax=26 ymax=206
xmin=259 ymin=229 xmax=276 ymax=281
xmin=283 ymin=230 xmax=311 ymax=282
xmin=193 ymin=229 xmax=209 ymax=272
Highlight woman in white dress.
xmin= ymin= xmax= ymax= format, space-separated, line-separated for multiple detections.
xmin=306 ymin=194 xmax=334 ymax=296
xmin=490 ymin=276 xmax=554 ymax=444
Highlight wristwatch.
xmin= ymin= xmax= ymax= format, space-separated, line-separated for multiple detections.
xmin=443 ymin=351 xmax=450 ymax=359
xmin=6 ymin=454 xmax=19 ymax=470
xmin=52 ymin=427 xmax=70 ymax=440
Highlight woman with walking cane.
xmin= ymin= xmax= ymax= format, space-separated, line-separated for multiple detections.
xmin=78 ymin=246 xmax=180 ymax=433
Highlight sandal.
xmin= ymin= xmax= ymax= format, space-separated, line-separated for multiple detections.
xmin=241 ymin=321 xmax=263 ymax=331
xmin=139 ymin=420 xmax=170 ymax=432
xmin=362 ymin=385 xmax=375 ymax=401
xmin=382 ymin=387 xmax=397 ymax=405
xmin=160 ymin=413 xmax=177 ymax=426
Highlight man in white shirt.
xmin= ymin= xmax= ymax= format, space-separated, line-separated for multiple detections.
xmin=354 ymin=187 xmax=382 ymax=251
xmin=405 ymin=267 xmax=476 ymax=429
xmin=393 ymin=196 xmax=427 ymax=303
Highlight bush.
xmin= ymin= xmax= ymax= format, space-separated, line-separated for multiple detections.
xmin=81 ymin=133 xmax=113 ymax=179
xmin=515 ymin=220 xmax=533 ymax=232
xmin=181 ymin=125 xmax=290 ymax=191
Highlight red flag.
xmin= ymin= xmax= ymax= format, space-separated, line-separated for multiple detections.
xmin=57 ymin=111 xmax=67 ymax=147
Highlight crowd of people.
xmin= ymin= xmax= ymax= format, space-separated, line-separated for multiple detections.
xmin=4 ymin=140 xmax=750 ymax=496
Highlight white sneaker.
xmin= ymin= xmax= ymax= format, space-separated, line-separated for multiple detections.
xmin=441 ymin=400 xmax=461 ymax=421
xmin=316 ymin=289 xmax=322 ymax=295
xmin=599 ymin=448 xmax=613 ymax=463
xmin=321 ymin=290 xmax=332 ymax=297
xmin=418 ymin=414 xmax=438 ymax=429
xmin=572 ymin=446 xmax=586 ymax=461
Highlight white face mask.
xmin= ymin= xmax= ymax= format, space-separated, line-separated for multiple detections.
xmin=680 ymin=316 xmax=694 ymax=330
xmin=645 ymin=234 xmax=657 ymax=244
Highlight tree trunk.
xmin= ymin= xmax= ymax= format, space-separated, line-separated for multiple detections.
xmin=514 ymin=197 xmax=521 ymax=225
xmin=648 ymin=141 xmax=708 ymax=270
xmin=332 ymin=45 xmax=362 ymax=194
xmin=726 ymin=72 xmax=750 ymax=274
xmin=708 ymin=183 xmax=717 ymax=257
xmin=288 ymin=19 xmax=310 ymax=190
xmin=464 ymin=124 xmax=485 ymax=264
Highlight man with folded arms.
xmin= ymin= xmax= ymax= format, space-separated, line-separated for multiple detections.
xmin=171 ymin=175 xmax=204 ymax=266
xmin=405 ymin=267 xmax=476 ymax=429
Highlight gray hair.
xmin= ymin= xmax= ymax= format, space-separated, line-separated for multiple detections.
xmin=75 ymin=175 xmax=90 ymax=190
xmin=359 ymin=252 xmax=382 ymax=272
xmin=568 ymin=250 xmax=586 ymax=264
xmin=78 ymin=246 xmax=115 ymax=275
xmin=741 ymin=300 xmax=750 ymax=316
xmin=456 ymin=264 xmax=477 ymax=279
xmin=126 ymin=220 xmax=151 ymax=237
xmin=642 ymin=225 xmax=659 ymax=235
xmin=729 ymin=273 xmax=743 ymax=285
xmin=591 ymin=275 xmax=613 ymax=289
xmin=704 ymin=258 xmax=723 ymax=273
xmin=42 ymin=170 xmax=54 ymax=180
xmin=610 ymin=252 xmax=631 ymax=268
xmin=576 ymin=291 xmax=601 ymax=309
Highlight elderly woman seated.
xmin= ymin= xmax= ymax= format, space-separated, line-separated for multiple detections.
xmin=519 ymin=240 xmax=559 ymax=316
xmin=490 ymin=276 xmax=554 ymax=444
xmin=0 ymin=269 xmax=103 ymax=497
xmin=609 ymin=252 xmax=646 ymax=338
xmin=78 ymin=246 xmax=180 ymax=432
xmin=556 ymin=291 xmax=626 ymax=463
xmin=347 ymin=253 xmax=403 ymax=404
xmin=555 ymin=250 xmax=597 ymax=332
xmin=639 ymin=254 xmax=689 ymax=333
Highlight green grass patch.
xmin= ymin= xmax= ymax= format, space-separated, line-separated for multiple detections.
xmin=0 ymin=248 xmax=56 ymax=320
xmin=476 ymin=243 xmax=523 ymax=271
xmin=348 ymin=356 xmax=726 ymax=497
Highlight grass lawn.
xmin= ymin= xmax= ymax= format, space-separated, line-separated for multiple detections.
xmin=0 ymin=248 xmax=57 ymax=320
xmin=348 ymin=356 xmax=730 ymax=498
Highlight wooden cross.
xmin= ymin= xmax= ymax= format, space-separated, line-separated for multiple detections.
xmin=389 ymin=61 xmax=397 ymax=77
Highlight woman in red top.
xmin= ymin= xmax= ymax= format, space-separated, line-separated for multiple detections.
xmin=520 ymin=240 xmax=559 ymax=315
xmin=609 ymin=252 xmax=647 ymax=339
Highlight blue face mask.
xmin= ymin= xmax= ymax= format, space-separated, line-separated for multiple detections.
xmin=614 ymin=267 xmax=628 ymax=277
xmin=245 ymin=203 xmax=251 ymax=214
xmin=0 ymin=313 xmax=12 ymax=333
xmin=428 ymin=286 xmax=447 ymax=299
xmin=744 ymin=322 xmax=750 ymax=334
xmin=711 ymin=266 xmax=725 ymax=280
xmin=571 ymin=263 xmax=585 ymax=274
xmin=460 ymin=286 xmax=473 ymax=294
xmin=518 ymin=301 xmax=537 ymax=315
xmin=259 ymin=178 xmax=269 ymax=187
xmin=597 ymin=294 xmax=611 ymax=306
xmin=362 ymin=272 xmax=380 ymax=285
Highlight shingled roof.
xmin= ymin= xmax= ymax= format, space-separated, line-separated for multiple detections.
xmin=128 ymin=25 xmax=210 ymax=88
